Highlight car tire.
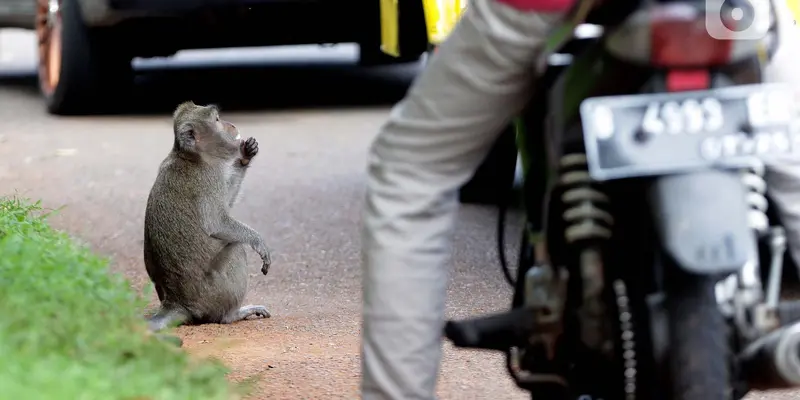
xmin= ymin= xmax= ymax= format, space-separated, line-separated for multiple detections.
xmin=36 ymin=0 xmax=133 ymax=115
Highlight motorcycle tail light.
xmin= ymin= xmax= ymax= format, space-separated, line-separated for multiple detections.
xmin=665 ymin=69 xmax=711 ymax=91
xmin=650 ymin=13 xmax=732 ymax=67
xmin=604 ymin=2 xmax=767 ymax=68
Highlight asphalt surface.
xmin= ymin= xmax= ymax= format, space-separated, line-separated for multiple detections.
xmin=0 ymin=29 xmax=530 ymax=399
xmin=0 ymin=28 xmax=795 ymax=400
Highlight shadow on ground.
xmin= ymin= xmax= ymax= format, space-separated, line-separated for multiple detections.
xmin=0 ymin=52 xmax=418 ymax=115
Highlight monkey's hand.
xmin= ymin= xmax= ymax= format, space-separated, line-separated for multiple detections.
xmin=260 ymin=250 xmax=272 ymax=275
xmin=239 ymin=137 xmax=259 ymax=166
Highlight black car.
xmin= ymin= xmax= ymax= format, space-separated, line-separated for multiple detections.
xmin=0 ymin=0 xmax=429 ymax=115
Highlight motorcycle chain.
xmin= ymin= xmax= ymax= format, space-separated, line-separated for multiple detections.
xmin=613 ymin=279 xmax=637 ymax=400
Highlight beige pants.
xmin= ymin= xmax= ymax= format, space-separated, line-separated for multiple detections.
xmin=361 ymin=1 xmax=800 ymax=399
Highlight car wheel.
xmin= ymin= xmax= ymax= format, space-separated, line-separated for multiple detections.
xmin=36 ymin=0 xmax=133 ymax=115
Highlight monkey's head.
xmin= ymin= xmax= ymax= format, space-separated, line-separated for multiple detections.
xmin=172 ymin=101 xmax=242 ymax=161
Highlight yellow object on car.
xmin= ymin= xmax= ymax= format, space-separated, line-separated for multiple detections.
xmin=422 ymin=0 xmax=469 ymax=45
xmin=787 ymin=0 xmax=800 ymax=24
xmin=379 ymin=0 xmax=467 ymax=57
xmin=380 ymin=0 xmax=401 ymax=57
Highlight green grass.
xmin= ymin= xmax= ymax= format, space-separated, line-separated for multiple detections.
xmin=0 ymin=197 xmax=244 ymax=400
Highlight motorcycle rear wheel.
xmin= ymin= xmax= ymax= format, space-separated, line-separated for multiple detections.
xmin=666 ymin=273 xmax=731 ymax=400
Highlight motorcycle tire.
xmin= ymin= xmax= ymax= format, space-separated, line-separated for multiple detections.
xmin=666 ymin=273 xmax=731 ymax=400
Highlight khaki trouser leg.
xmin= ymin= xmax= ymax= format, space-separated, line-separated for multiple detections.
xmin=361 ymin=0 xmax=800 ymax=398
xmin=360 ymin=0 xmax=566 ymax=398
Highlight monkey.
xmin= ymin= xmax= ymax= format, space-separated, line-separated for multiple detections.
xmin=143 ymin=101 xmax=272 ymax=332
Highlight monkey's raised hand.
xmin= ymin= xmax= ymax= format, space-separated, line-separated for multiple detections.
xmin=239 ymin=137 xmax=259 ymax=166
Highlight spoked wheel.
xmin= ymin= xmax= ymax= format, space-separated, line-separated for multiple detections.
xmin=35 ymin=0 xmax=133 ymax=115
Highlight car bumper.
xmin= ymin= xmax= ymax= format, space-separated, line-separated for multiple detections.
xmin=108 ymin=0 xmax=304 ymax=13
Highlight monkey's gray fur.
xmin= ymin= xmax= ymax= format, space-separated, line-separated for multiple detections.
xmin=144 ymin=101 xmax=272 ymax=332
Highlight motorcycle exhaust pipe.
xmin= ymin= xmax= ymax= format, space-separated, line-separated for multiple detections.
xmin=740 ymin=321 xmax=800 ymax=389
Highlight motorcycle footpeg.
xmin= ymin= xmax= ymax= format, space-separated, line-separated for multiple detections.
xmin=444 ymin=307 xmax=541 ymax=351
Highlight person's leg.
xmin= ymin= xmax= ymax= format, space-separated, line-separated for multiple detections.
xmin=361 ymin=1 xmax=567 ymax=399
xmin=764 ymin=0 xmax=800 ymax=268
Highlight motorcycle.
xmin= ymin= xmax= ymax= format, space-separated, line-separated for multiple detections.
xmin=444 ymin=0 xmax=800 ymax=399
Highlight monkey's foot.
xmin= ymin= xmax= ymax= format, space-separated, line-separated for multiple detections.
xmin=224 ymin=304 xmax=271 ymax=323
xmin=154 ymin=333 xmax=184 ymax=347
xmin=147 ymin=307 xmax=190 ymax=332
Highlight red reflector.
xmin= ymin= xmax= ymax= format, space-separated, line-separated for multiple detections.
xmin=665 ymin=69 xmax=710 ymax=92
xmin=650 ymin=16 xmax=733 ymax=67
xmin=495 ymin=0 xmax=576 ymax=12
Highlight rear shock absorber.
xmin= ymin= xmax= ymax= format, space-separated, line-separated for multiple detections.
xmin=729 ymin=163 xmax=773 ymax=338
xmin=557 ymin=154 xmax=617 ymax=347
xmin=742 ymin=163 xmax=769 ymax=235
xmin=559 ymin=153 xmax=613 ymax=243
xmin=558 ymin=153 xmax=637 ymax=399
xmin=740 ymin=164 xmax=800 ymax=335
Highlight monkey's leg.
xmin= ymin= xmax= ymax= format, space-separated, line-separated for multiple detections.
xmin=154 ymin=283 xmax=166 ymax=302
xmin=147 ymin=306 xmax=190 ymax=332
xmin=221 ymin=305 xmax=271 ymax=324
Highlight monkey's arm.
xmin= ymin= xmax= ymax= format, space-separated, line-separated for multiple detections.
xmin=227 ymin=137 xmax=259 ymax=207
xmin=227 ymin=164 xmax=247 ymax=208
xmin=202 ymin=206 xmax=272 ymax=275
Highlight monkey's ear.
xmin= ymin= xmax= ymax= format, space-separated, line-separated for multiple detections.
xmin=175 ymin=124 xmax=197 ymax=150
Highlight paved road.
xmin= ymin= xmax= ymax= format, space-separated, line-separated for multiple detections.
xmin=0 ymin=29 xmax=529 ymax=399
xmin=0 ymin=29 xmax=794 ymax=400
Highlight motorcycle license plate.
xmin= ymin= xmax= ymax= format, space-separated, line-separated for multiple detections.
xmin=579 ymin=83 xmax=800 ymax=181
